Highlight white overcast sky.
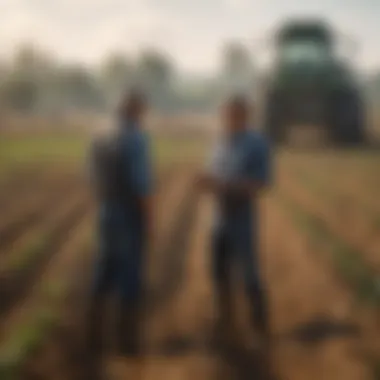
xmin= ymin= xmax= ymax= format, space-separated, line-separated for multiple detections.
xmin=0 ymin=0 xmax=379 ymax=74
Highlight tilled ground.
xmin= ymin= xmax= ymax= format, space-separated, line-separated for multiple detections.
xmin=105 ymin=190 xmax=378 ymax=380
xmin=1 ymin=163 xmax=379 ymax=380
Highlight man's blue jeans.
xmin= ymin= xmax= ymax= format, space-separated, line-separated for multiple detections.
xmin=86 ymin=203 xmax=146 ymax=360
xmin=92 ymin=204 xmax=145 ymax=303
xmin=211 ymin=219 xmax=269 ymax=332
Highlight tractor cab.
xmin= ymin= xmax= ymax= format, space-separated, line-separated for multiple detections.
xmin=274 ymin=22 xmax=335 ymax=73
xmin=270 ymin=22 xmax=342 ymax=88
xmin=263 ymin=19 xmax=366 ymax=146
xmin=279 ymin=37 xmax=330 ymax=66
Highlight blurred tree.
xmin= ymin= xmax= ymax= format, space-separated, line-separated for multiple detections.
xmin=221 ymin=41 xmax=255 ymax=98
xmin=139 ymin=50 xmax=172 ymax=85
xmin=0 ymin=42 xmax=261 ymax=117
xmin=0 ymin=76 xmax=38 ymax=113
xmin=60 ymin=65 xmax=105 ymax=110
xmin=1 ymin=44 xmax=60 ymax=113
xmin=99 ymin=53 xmax=134 ymax=107
xmin=367 ymin=73 xmax=380 ymax=100
xmin=13 ymin=44 xmax=40 ymax=75
xmin=0 ymin=62 xmax=8 ymax=85
xmin=137 ymin=50 xmax=174 ymax=111
xmin=12 ymin=44 xmax=57 ymax=82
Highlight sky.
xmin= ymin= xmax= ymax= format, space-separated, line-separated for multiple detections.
xmin=0 ymin=0 xmax=379 ymax=74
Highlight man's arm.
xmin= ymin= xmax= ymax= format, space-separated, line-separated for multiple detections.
xmin=230 ymin=136 xmax=271 ymax=197
xmin=86 ymin=137 xmax=96 ymax=185
xmin=220 ymin=178 xmax=266 ymax=196
xmin=198 ymin=136 xmax=271 ymax=197
xmin=85 ymin=136 xmax=101 ymax=201
xmin=197 ymin=175 xmax=264 ymax=197
xmin=128 ymin=132 xmax=154 ymax=235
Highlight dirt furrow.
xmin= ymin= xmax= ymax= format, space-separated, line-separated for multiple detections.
xmin=289 ymin=164 xmax=380 ymax=235
xmin=296 ymin=155 xmax=380 ymax=204
xmin=0 ymin=181 xmax=86 ymax=256
xmin=0 ymin=174 xmax=83 ymax=252
xmin=0 ymin=214 xmax=93 ymax=379
xmin=15 ymin=166 xmax=186 ymax=379
xmin=108 ymin=193 xmax=214 ymax=380
xmin=0 ymin=195 xmax=90 ymax=323
xmin=147 ymin=166 xmax=197 ymax=296
xmin=0 ymin=167 xmax=47 ymax=207
xmin=0 ymin=167 xmax=77 ymax=214
xmin=278 ymin=171 xmax=380 ymax=274
xmin=285 ymin=154 xmax=380 ymax=213
xmin=265 ymin=195 xmax=373 ymax=380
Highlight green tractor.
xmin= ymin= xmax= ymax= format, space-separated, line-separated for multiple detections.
xmin=263 ymin=20 xmax=366 ymax=146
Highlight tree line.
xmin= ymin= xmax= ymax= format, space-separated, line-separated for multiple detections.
xmin=0 ymin=42 xmax=255 ymax=115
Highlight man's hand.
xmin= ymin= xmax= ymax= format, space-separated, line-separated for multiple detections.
xmin=194 ymin=172 xmax=225 ymax=193
xmin=195 ymin=172 xmax=267 ymax=198
xmin=139 ymin=196 xmax=155 ymax=245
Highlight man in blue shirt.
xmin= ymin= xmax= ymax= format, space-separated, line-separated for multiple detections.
xmin=197 ymin=95 xmax=271 ymax=346
xmin=86 ymin=90 xmax=153 ymax=369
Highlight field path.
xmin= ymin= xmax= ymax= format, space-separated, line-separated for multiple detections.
xmin=107 ymin=196 xmax=220 ymax=379
xmin=265 ymin=196 xmax=372 ymax=380
xmin=277 ymin=170 xmax=380 ymax=273
xmin=107 ymin=190 xmax=373 ymax=380
xmin=2 ymin=166 xmax=376 ymax=380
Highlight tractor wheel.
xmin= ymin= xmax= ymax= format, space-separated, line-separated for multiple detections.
xmin=327 ymin=88 xmax=366 ymax=146
xmin=264 ymin=91 xmax=286 ymax=144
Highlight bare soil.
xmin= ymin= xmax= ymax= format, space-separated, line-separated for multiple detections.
xmin=1 ymin=164 xmax=379 ymax=380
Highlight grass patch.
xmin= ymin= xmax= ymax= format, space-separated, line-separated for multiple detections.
xmin=277 ymin=191 xmax=380 ymax=307
xmin=0 ymin=133 xmax=206 ymax=175
xmin=5 ymin=233 xmax=50 ymax=273
xmin=291 ymin=167 xmax=380 ymax=232
xmin=0 ymin=285 xmax=63 ymax=380
xmin=372 ymin=359 xmax=380 ymax=380
xmin=294 ymin=169 xmax=331 ymax=198
xmin=153 ymin=137 xmax=206 ymax=167
xmin=0 ymin=229 xmax=93 ymax=380
xmin=0 ymin=135 xmax=86 ymax=168
xmin=373 ymin=216 xmax=380 ymax=233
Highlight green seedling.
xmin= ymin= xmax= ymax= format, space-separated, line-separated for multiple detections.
xmin=6 ymin=233 xmax=49 ymax=273
xmin=277 ymin=193 xmax=380 ymax=307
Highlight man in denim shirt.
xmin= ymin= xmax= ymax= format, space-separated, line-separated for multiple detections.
xmin=198 ymin=95 xmax=271 ymax=346
xmin=86 ymin=91 xmax=153 ymax=371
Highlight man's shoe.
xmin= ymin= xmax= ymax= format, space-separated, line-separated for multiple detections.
xmin=117 ymin=306 xmax=142 ymax=357
xmin=211 ymin=313 xmax=239 ymax=352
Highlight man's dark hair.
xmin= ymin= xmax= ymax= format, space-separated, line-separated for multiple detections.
xmin=119 ymin=88 xmax=147 ymax=117
xmin=226 ymin=94 xmax=250 ymax=114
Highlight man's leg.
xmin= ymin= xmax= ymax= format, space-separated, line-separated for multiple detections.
xmin=117 ymin=231 xmax=145 ymax=357
xmin=85 ymin=246 xmax=115 ymax=378
xmin=117 ymin=301 xmax=142 ymax=357
xmin=246 ymin=271 xmax=269 ymax=336
xmin=238 ymin=230 xmax=270 ymax=337
xmin=211 ymin=229 xmax=234 ymax=335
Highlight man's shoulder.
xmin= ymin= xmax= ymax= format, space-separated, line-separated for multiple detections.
xmin=124 ymin=128 xmax=149 ymax=145
xmin=245 ymin=130 xmax=270 ymax=150
xmin=90 ymin=128 xmax=119 ymax=155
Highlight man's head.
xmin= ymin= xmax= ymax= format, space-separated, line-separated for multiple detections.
xmin=222 ymin=95 xmax=251 ymax=133
xmin=119 ymin=89 xmax=147 ymax=123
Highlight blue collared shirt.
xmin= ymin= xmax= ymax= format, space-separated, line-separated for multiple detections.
xmin=89 ymin=118 xmax=153 ymax=230
xmin=208 ymin=128 xmax=271 ymax=232
xmin=119 ymin=119 xmax=152 ymax=198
